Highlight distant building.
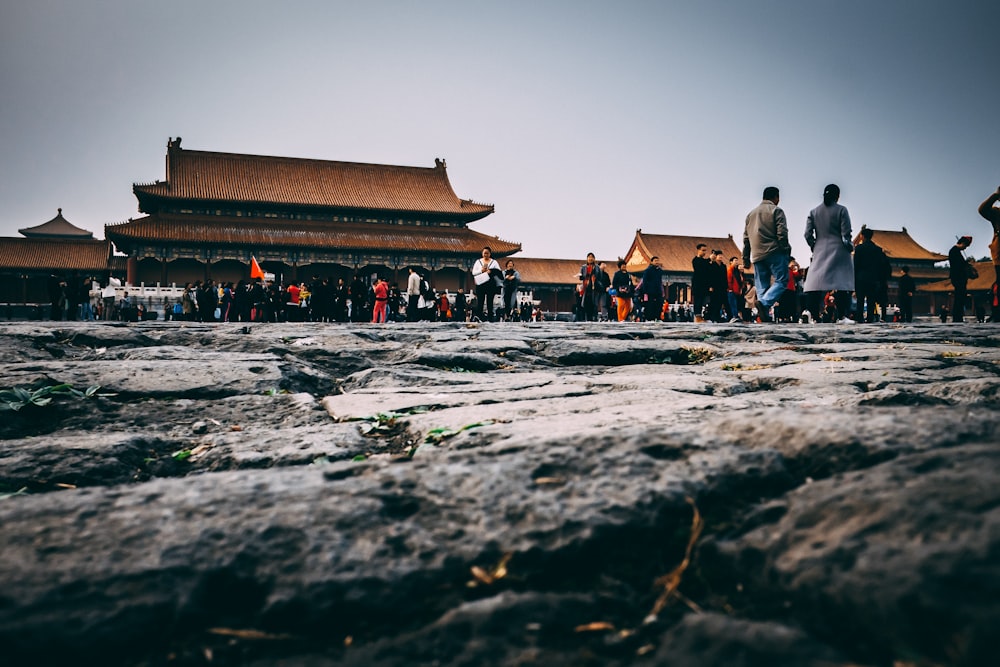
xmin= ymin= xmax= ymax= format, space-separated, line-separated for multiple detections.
xmin=0 ymin=209 xmax=119 ymax=306
xmin=507 ymin=257 xmax=615 ymax=313
xmin=105 ymin=138 xmax=520 ymax=290
xmin=920 ymin=260 xmax=996 ymax=318
xmin=622 ymin=230 xmax=744 ymax=303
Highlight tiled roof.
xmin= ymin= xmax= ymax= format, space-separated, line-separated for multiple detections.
xmin=133 ymin=144 xmax=494 ymax=220
xmin=0 ymin=237 xmax=111 ymax=272
xmin=897 ymin=266 xmax=948 ymax=281
xmin=105 ymin=214 xmax=521 ymax=255
xmin=623 ymin=231 xmax=743 ymax=273
xmin=852 ymin=227 xmax=946 ymax=262
xmin=507 ymin=257 xmax=616 ymax=286
xmin=18 ymin=208 xmax=94 ymax=238
xmin=919 ymin=261 xmax=996 ymax=292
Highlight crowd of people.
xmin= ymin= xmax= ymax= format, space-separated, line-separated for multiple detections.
xmin=37 ymin=185 xmax=1000 ymax=325
xmin=147 ymin=271 xmax=547 ymax=325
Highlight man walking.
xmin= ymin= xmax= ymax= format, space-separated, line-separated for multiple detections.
xmin=853 ymin=227 xmax=891 ymax=322
xmin=743 ymin=186 xmax=791 ymax=322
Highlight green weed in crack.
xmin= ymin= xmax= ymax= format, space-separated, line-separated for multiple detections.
xmin=0 ymin=383 xmax=110 ymax=412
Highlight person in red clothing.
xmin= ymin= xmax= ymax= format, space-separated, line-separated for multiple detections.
xmin=371 ymin=277 xmax=390 ymax=324
xmin=777 ymin=258 xmax=802 ymax=322
xmin=726 ymin=256 xmax=745 ymax=322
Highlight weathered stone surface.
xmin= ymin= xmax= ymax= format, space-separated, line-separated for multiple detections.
xmin=0 ymin=320 xmax=998 ymax=666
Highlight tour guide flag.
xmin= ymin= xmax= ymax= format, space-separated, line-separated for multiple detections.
xmin=250 ymin=256 xmax=265 ymax=279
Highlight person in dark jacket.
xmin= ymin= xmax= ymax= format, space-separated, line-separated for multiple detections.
xmin=707 ymin=250 xmax=729 ymax=321
xmin=640 ymin=256 xmax=665 ymax=322
xmin=949 ymin=236 xmax=973 ymax=322
xmin=691 ymin=244 xmax=712 ymax=319
xmin=611 ymin=259 xmax=635 ymax=322
xmin=853 ymin=227 xmax=892 ymax=322
xmin=898 ymin=266 xmax=916 ymax=323
xmin=578 ymin=253 xmax=606 ymax=322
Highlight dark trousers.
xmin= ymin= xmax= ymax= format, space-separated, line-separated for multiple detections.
xmin=407 ymin=295 xmax=420 ymax=322
xmin=692 ymin=289 xmax=708 ymax=318
xmin=708 ymin=290 xmax=726 ymax=321
xmin=474 ymin=283 xmax=496 ymax=321
xmin=855 ymin=280 xmax=877 ymax=322
xmin=951 ymin=281 xmax=967 ymax=322
xmin=900 ymin=295 xmax=913 ymax=323
xmin=644 ymin=297 xmax=663 ymax=322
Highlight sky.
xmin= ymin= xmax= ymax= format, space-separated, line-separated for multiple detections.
xmin=1 ymin=0 xmax=998 ymax=264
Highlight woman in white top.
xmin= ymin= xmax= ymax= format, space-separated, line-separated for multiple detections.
xmin=472 ymin=246 xmax=502 ymax=321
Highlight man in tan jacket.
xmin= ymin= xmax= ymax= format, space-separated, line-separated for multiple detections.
xmin=743 ymin=186 xmax=791 ymax=322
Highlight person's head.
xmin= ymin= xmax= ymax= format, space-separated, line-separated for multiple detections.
xmin=482 ymin=246 xmax=492 ymax=259
xmin=861 ymin=226 xmax=874 ymax=240
xmin=506 ymin=259 xmax=514 ymax=269
xmin=618 ymin=259 xmax=627 ymax=270
xmin=712 ymin=249 xmax=724 ymax=262
xmin=586 ymin=252 xmax=596 ymax=264
xmin=729 ymin=256 xmax=739 ymax=265
xmin=762 ymin=186 xmax=780 ymax=203
xmin=823 ymin=184 xmax=840 ymax=206
xmin=696 ymin=243 xmax=708 ymax=257
xmin=650 ymin=255 xmax=661 ymax=266
xmin=957 ymin=235 xmax=972 ymax=248
xmin=901 ymin=266 xmax=910 ymax=275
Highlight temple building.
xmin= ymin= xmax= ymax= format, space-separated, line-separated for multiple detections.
xmin=105 ymin=138 xmax=520 ymax=290
xmin=622 ymin=230 xmax=744 ymax=303
xmin=920 ymin=259 xmax=995 ymax=317
xmin=0 ymin=209 xmax=119 ymax=307
xmin=508 ymin=257 xmax=616 ymax=313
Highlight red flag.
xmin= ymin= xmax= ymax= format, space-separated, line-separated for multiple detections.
xmin=250 ymin=256 xmax=265 ymax=280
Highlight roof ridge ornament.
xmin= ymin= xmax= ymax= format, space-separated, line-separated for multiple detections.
xmin=434 ymin=157 xmax=446 ymax=169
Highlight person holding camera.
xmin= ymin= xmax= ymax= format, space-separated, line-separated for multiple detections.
xmin=578 ymin=253 xmax=607 ymax=322
xmin=472 ymin=246 xmax=502 ymax=322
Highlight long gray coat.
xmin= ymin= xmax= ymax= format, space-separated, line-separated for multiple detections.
xmin=803 ymin=202 xmax=855 ymax=292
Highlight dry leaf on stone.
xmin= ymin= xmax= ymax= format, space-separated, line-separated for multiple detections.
xmin=206 ymin=627 xmax=293 ymax=641
xmin=574 ymin=622 xmax=615 ymax=633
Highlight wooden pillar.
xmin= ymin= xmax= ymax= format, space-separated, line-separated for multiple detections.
xmin=126 ymin=256 xmax=138 ymax=286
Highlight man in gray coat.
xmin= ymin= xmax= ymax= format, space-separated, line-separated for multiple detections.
xmin=743 ymin=186 xmax=791 ymax=322
xmin=803 ymin=184 xmax=855 ymax=323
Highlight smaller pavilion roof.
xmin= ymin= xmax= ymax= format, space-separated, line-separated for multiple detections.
xmin=18 ymin=209 xmax=94 ymax=239
xmin=0 ymin=237 xmax=111 ymax=272
xmin=852 ymin=227 xmax=946 ymax=262
xmin=509 ymin=257 xmax=616 ymax=287
xmin=919 ymin=261 xmax=996 ymax=292
xmin=623 ymin=231 xmax=743 ymax=274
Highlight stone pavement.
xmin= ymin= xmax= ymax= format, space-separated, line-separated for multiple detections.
xmin=1 ymin=320 xmax=998 ymax=666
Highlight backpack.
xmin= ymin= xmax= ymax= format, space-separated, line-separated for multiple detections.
xmin=420 ymin=278 xmax=432 ymax=299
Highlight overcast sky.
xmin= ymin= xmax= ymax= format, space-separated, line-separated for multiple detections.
xmin=1 ymin=0 xmax=998 ymax=264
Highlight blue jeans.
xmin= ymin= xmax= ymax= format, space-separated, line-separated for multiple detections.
xmin=753 ymin=253 xmax=789 ymax=310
